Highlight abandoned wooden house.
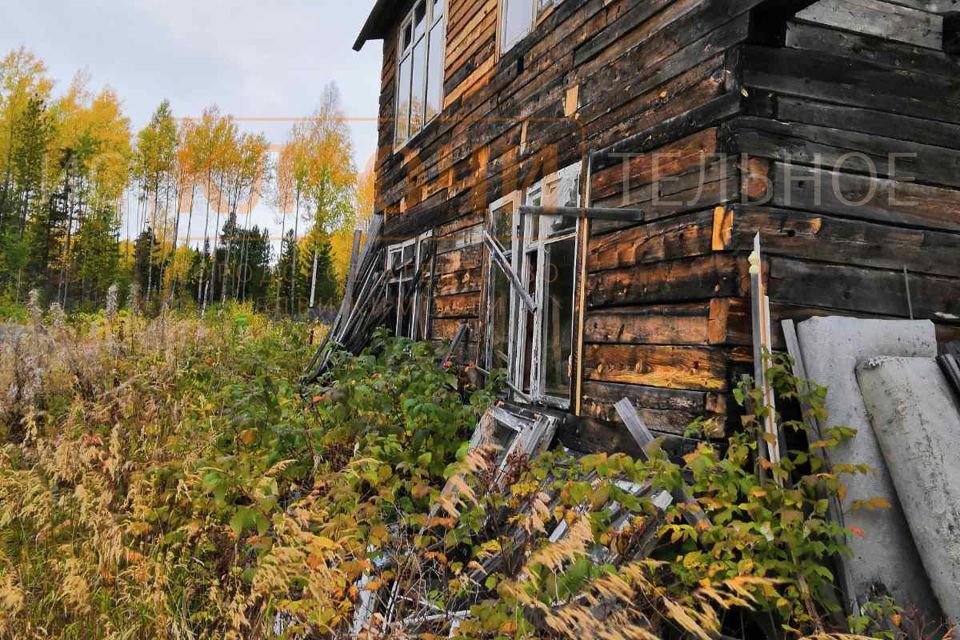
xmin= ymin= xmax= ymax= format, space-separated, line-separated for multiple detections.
xmin=342 ymin=0 xmax=960 ymax=452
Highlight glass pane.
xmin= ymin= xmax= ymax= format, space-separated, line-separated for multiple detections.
xmin=396 ymin=56 xmax=412 ymax=144
xmin=489 ymin=265 xmax=511 ymax=371
xmin=411 ymin=38 xmax=427 ymax=134
xmin=491 ymin=200 xmax=515 ymax=246
xmin=543 ymin=238 xmax=576 ymax=398
xmin=490 ymin=422 xmax=519 ymax=468
xmin=432 ymin=0 xmax=444 ymax=23
xmin=414 ymin=277 xmax=431 ymax=340
xmin=425 ymin=20 xmax=445 ymax=122
xmin=398 ymin=281 xmax=413 ymax=338
xmin=402 ymin=21 xmax=413 ymax=52
xmin=387 ymin=281 xmax=401 ymax=335
xmin=414 ymin=1 xmax=427 ymax=39
xmin=520 ymin=250 xmax=537 ymax=393
xmin=501 ymin=0 xmax=534 ymax=53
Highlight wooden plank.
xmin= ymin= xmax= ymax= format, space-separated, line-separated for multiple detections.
xmin=584 ymin=303 xmax=713 ymax=345
xmin=729 ymin=204 xmax=960 ymax=278
xmin=583 ymin=343 xmax=748 ymax=391
xmin=796 ymin=0 xmax=944 ymax=49
xmin=431 ymin=317 xmax=480 ymax=341
xmin=748 ymin=234 xmax=782 ymax=468
xmin=434 ymin=267 xmax=483 ymax=296
xmin=726 ymin=115 xmax=960 ymax=189
xmin=614 ymin=398 xmax=712 ymax=528
xmin=767 ymin=162 xmax=960 ymax=233
xmin=786 ymin=20 xmax=960 ymax=79
xmin=776 ymin=96 xmax=960 ymax=152
xmin=767 ymin=256 xmax=960 ymax=319
xmin=587 ymin=209 xmax=717 ymax=272
xmin=586 ymin=254 xmax=752 ymax=308
xmin=580 ymin=381 xmax=723 ymax=436
xmin=432 ymin=292 xmax=482 ymax=319
xmin=742 ymin=44 xmax=960 ymax=125
xmin=434 ymin=244 xmax=483 ymax=274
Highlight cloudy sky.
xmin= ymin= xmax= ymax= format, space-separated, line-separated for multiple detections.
xmin=1 ymin=0 xmax=383 ymax=247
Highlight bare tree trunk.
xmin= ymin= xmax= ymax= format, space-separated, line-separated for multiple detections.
xmin=289 ymin=189 xmax=300 ymax=317
xmin=309 ymin=249 xmax=319 ymax=309
xmin=172 ymin=182 xmax=195 ymax=302
xmin=275 ymin=211 xmax=287 ymax=317
xmin=204 ymin=173 xmax=225 ymax=313
xmin=146 ymin=176 xmax=160 ymax=304
xmin=157 ymin=176 xmax=175 ymax=303
xmin=198 ymin=171 xmax=212 ymax=314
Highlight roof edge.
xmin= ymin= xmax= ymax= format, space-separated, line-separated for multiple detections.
xmin=353 ymin=0 xmax=395 ymax=51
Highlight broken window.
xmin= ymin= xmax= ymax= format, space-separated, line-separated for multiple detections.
xmin=499 ymin=0 xmax=560 ymax=55
xmin=484 ymin=162 xmax=582 ymax=408
xmin=396 ymin=0 xmax=446 ymax=147
xmin=386 ymin=232 xmax=434 ymax=340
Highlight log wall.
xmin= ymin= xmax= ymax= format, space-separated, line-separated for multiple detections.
xmin=369 ymin=0 xmax=960 ymax=450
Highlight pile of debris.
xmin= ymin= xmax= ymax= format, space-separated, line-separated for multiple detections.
xmin=346 ymin=398 xmax=710 ymax=639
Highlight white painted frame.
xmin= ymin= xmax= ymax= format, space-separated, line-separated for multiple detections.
xmin=497 ymin=0 xmax=561 ymax=58
xmin=386 ymin=231 xmax=434 ymax=340
xmin=485 ymin=162 xmax=582 ymax=408
xmin=395 ymin=0 xmax=448 ymax=149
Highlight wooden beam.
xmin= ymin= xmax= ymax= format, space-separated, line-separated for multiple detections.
xmin=517 ymin=205 xmax=644 ymax=223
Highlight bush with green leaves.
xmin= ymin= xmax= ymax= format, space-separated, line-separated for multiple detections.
xmin=0 ymin=310 xmax=928 ymax=640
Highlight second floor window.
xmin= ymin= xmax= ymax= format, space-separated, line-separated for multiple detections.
xmin=500 ymin=0 xmax=558 ymax=54
xmin=396 ymin=0 xmax=446 ymax=147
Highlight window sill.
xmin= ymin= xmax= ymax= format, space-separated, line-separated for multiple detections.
xmin=393 ymin=114 xmax=442 ymax=157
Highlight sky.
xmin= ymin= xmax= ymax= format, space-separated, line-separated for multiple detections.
xmin=0 ymin=0 xmax=383 ymax=248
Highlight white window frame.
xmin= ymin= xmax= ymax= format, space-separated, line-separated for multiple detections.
xmin=497 ymin=0 xmax=560 ymax=57
xmin=485 ymin=161 xmax=582 ymax=409
xmin=386 ymin=231 xmax=434 ymax=340
xmin=395 ymin=0 xmax=447 ymax=148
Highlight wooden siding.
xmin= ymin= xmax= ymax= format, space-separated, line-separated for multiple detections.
xmin=369 ymin=0 xmax=960 ymax=450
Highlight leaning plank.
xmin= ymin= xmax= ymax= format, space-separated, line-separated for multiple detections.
xmin=441 ymin=323 xmax=471 ymax=367
xmin=749 ymin=235 xmax=782 ymax=470
xmin=482 ymin=231 xmax=537 ymax=312
xmin=614 ymin=398 xmax=711 ymax=529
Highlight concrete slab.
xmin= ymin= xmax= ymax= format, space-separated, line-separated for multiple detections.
xmin=796 ymin=317 xmax=939 ymax=616
xmin=857 ymin=357 xmax=960 ymax=623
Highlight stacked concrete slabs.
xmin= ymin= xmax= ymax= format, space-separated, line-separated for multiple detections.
xmin=796 ymin=318 xmax=940 ymax=617
xmin=857 ymin=357 xmax=960 ymax=623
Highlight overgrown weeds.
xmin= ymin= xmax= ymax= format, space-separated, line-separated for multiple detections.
xmin=0 ymin=312 xmax=945 ymax=639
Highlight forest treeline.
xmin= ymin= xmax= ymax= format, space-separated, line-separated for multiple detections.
xmin=0 ymin=47 xmax=372 ymax=317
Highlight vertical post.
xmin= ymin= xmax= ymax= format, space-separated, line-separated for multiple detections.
xmin=573 ymin=156 xmax=593 ymax=417
xmin=749 ymin=234 xmax=782 ymax=472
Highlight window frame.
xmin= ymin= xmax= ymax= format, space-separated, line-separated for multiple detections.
xmin=386 ymin=231 xmax=434 ymax=340
xmin=395 ymin=0 xmax=447 ymax=149
xmin=484 ymin=161 xmax=582 ymax=409
xmin=497 ymin=0 xmax=559 ymax=58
